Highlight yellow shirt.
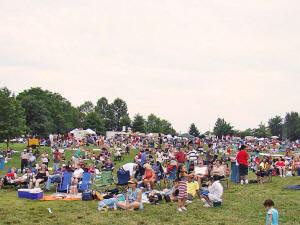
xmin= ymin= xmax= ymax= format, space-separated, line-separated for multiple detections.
xmin=187 ymin=181 xmax=199 ymax=197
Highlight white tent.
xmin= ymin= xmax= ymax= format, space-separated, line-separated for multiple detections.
xmin=272 ymin=136 xmax=279 ymax=139
xmin=85 ymin=128 xmax=96 ymax=135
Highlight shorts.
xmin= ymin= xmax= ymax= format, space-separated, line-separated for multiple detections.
xmin=239 ymin=164 xmax=248 ymax=176
xmin=178 ymin=181 xmax=188 ymax=199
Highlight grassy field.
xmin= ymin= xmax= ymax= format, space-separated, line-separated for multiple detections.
xmin=0 ymin=143 xmax=299 ymax=225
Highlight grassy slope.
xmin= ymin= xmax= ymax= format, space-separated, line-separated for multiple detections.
xmin=0 ymin=143 xmax=299 ymax=225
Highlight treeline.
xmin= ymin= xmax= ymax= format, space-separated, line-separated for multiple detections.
xmin=188 ymin=114 xmax=300 ymax=141
xmin=0 ymin=87 xmax=177 ymax=141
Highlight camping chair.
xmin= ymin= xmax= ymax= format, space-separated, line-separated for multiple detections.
xmin=115 ymin=170 xmax=130 ymax=193
xmin=166 ymin=166 xmax=177 ymax=188
xmin=93 ymin=171 xmax=113 ymax=190
xmin=78 ymin=172 xmax=92 ymax=192
xmin=152 ymin=165 xmax=164 ymax=189
xmin=57 ymin=172 xmax=72 ymax=193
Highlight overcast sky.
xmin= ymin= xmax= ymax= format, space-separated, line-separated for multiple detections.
xmin=1 ymin=0 xmax=300 ymax=133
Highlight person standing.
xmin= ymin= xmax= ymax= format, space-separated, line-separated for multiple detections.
xmin=175 ymin=148 xmax=186 ymax=165
xmin=236 ymin=145 xmax=249 ymax=184
xmin=20 ymin=149 xmax=29 ymax=173
xmin=264 ymin=199 xmax=279 ymax=225
xmin=53 ymin=150 xmax=60 ymax=171
xmin=205 ymin=144 xmax=213 ymax=164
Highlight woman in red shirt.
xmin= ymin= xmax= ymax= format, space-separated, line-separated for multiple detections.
xmin=275 ymin=157 xmax=286 ymax=177
xmin=143 ymin=164 xmax=156 ymax=191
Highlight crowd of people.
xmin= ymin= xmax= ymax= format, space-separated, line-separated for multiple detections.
xmin=0 ymin=133 xmax=299 ymax=220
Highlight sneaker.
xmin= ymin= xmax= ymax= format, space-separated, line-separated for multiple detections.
xmin=201 ymin=198 xmax=206 ymax=203
xmin=245 ymin=180 xmax=248 ymax=184
xmin=240 ymin=180 xmax=244 ymax=185
xmin=177 ymin=208 xmax=183 ymax=212
xmin=181 ymin=206 xmax=187 ymax=211
xmin=203 ymin=203 xmax=212 ymax=207
xmin=186 ymin=200 xmax=192 ymax=204
xmin=280 ymin=175 xmax=282 ymax=177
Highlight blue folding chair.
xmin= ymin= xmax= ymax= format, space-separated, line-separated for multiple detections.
xmin=166 ymin=166 xmax=177 ymax=188
xmin=57 ymin=172 xmax=72 ymax=193
xmin=152 ymin=165 xmax=164 ymax=188
xmin=115 ymin=170 xmax=130 ymax=193
xmin=78 ymin=172 xmax=91 ymax=192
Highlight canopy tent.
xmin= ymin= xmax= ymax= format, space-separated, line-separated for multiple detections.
xmin=272 ymin=136 xmax=279 ymax=139
xmin=85 ymin=128 xmax=96 ymax=135
xmin=70 ymin=128 xmax=96 ymax=140
xmin=245 ymin=136 xmax=255 ymax=140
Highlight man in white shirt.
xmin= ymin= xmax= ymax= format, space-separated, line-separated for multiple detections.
xmin=200 ymin=175 xmax=223 ymax=207
xmin=119 ymin=162 xmax=138 ymax=178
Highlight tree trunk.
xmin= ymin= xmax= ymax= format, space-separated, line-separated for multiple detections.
xmin=6 ymin=138 xmax=9 ymax=147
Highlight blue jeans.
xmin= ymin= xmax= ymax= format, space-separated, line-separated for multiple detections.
xmin=53 ymin=163 xmax=59 ymax=171
xmin=98 ymin=198 xmax=119 ymax=210
xmin=46 ymin=174 xmax=61 ymax=190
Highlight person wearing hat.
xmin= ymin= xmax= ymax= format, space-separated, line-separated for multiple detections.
xmin=118 ymin=178 xmax=143 ymax=210
xmin=20 ymin=149 xmax=29 ymax=173
xmin=143 ymin=163 xmax=156 ymax=191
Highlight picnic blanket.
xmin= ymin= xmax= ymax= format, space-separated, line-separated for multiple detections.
xmin=284 ymin=185 xmax=300 ymax=190
xmin=41 ymin=193 xmax=82 ymax=201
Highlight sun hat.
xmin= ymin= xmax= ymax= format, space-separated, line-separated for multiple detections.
xmin=128 ymin=178 xmax=138 ymax=185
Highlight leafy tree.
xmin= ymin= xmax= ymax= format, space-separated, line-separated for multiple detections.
xmin=283 ymin=112 xmax=299 ymax=141
xmin=160 ymin=119 xmax=176 ymax=136
xmin=95 ymin=97 xmax=109 ymax=117
xmin=253 ymin=123 xmax=271 ymax=138
xmin=268 ymin=116 xmax=283 ymax=137
xmin=78 ymin=101 xmax=94 ymax=115
xmin=189 ymin=123 xmax=200 ymax=137
xmin=110 ymin=98 xmax=128 ymax=131
xmin=213 ymin=118 xmax=234 ymax=138
xmin=82 ymin=112 xmax=105 ymax=135
xmin=132 ymin=114 xmax=146 ymax=133
xmin=295 ymin=117 xmax=300 ymax=140
xmin=0 ymin=88 xmax=26 ymax=146
xmin=17 ymin=87 xmax=80 ymax=137
xmin=146 ymin=114 xmax=161 ymax=133
xmin=120 ymin=115 xmax=131 ymax=131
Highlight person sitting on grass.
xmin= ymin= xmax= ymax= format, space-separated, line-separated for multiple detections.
xmin=118 ymin=179 xmax=143 ymax=210
xmin=200 ymin=175 xmax=223 ymax=207
xmin=187 ymin=174 xmax=201 ymax=201
xmin=31 ymin=164 xmax=49 ymax=188
xmin=143 ymin=163 xmax=156 ymax=191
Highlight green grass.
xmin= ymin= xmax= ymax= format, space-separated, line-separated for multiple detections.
xmin=0 ymin=143 xmax=300 ymax=225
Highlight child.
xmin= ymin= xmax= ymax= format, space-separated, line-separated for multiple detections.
xmin=176 ymin=163 xmax=188 ymax=212
xmin=264 ymin=199 xmax=278 ymax=225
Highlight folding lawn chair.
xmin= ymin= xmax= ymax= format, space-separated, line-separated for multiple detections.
xmin=166 ymin=166 xmax=177 ymax=188
xmin=152 ymin=165 xmax=164 ymax=189
xmin=57 ymin=172 xmax=72 ymax=193
xmin=78 ymin=172 xmax=91 ymax=192
xmin=115 ymin=170 xmax=130 ymax=193
xmin=93 ymin=171 xmax=113 ymax=190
